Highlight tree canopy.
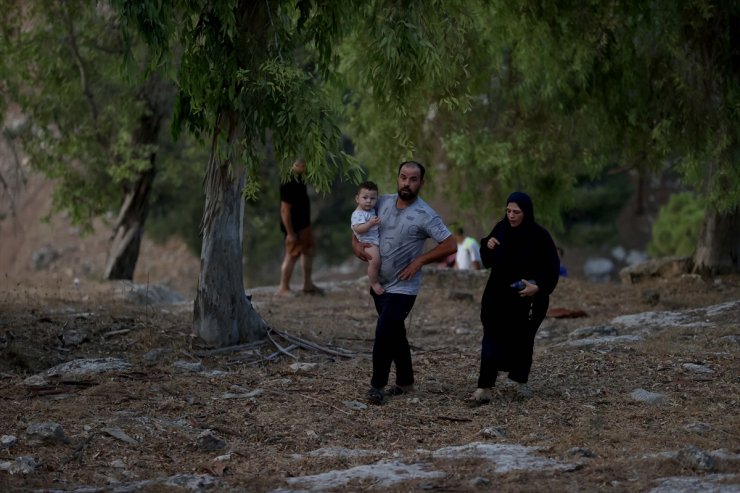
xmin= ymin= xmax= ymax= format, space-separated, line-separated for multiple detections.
xmin=0 ymin=1 xmax=156 ymax=229
xmin=3 ymin=0 xmax=736 ymax=345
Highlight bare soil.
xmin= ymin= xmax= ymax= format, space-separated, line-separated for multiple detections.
xmin=1 ymin=268 xmax=739 ymax=492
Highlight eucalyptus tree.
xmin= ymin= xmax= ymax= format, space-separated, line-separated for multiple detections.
xmin=0 ymin=0 xmax=179 ymax=280
xmin=364 ymin=1 xmax=738 ymax=273
xmin=114 ymin=0 xmax=475 ymax=346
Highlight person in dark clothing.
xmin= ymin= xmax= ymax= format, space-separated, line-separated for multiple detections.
xmin=471 ymin=191 xmax=560 ymax=402
xmin=277 ymin=158 xmax=322 ymax=296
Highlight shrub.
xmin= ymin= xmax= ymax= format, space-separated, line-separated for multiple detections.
xmin=648 ymin=192 xmax=703 ymax=258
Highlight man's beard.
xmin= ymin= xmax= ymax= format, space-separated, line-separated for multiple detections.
xmin=398 ymin=187 xmax=417 ymax=200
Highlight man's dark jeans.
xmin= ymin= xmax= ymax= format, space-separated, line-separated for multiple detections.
xmin=370 ymin=290 xmax=417 ymax=389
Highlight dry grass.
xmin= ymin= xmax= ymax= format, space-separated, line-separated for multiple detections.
xmin=1 ymin=271 xmax=739 ymax=492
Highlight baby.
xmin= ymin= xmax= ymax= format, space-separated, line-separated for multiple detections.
xmin=351 ymin=181 xmax=384 ymax=295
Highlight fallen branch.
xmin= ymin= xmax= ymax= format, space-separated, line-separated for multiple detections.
xmin=271 ymin=328 xmax=356 ymax=358
xmin=437 ymin=415 xmax=472 ymax=423
xmin=194 ymin=341 xmax=265 ymax=357
xmin=103 ymin=329 xmax=131 ymax=338
xmin=265 ymin=343 xmax=298 ymax=361
xmin=266 ymin=330 xmax=297 ymax=360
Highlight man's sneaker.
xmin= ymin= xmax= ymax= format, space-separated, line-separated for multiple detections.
xmin=367 ymin=387 xmax=385 ymax=405
xmin=517 ymin=383 xmax=532 ymax=398
xmin=386 ymin=384 xmax=414 ymax=396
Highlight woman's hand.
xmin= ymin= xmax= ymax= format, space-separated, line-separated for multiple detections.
xmin=486 ymin=237 xmax=500 ymax=249
xmin=519 ymin=280 xmax=539 ymax=297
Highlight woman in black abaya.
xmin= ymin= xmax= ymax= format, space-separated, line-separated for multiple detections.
xmin=471 ymin=192 xmax=560 ymax=403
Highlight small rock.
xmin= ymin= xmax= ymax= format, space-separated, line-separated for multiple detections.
xmin=305 ymin=430 xmax=319 ymax=440
xmin=26 ymin=422 xmax=68 ymax=444
xmin=569 ymin=325 xmax=618 ymax=340
xmin=625 ymin=250 xmax=648 ymax=265
xmin=681 ymin=363 xmax=714 ymax=374
xmin=45 ymin=358 xmax=132 ymax=378
xmin=103 ymin=426 xmax=139 ymax=445
xmin=60 ymin=329 xmax=89 ymax=347
xmin=619 ymin=256 xmax=692 ymax=284
xmin=9 ymin=456 xmax=39 ymax=475
xmin=115 ymin=281 xmax=185 ymax=305
xmin=144 ymin=347 xmax=172 ymax=362
xmin=718 ymin=335 xmax=740 ymax=344
xmin=611 ymin=246 xmax=626 ymax=261
xmin=642 ymin=289 xmax=660 ymax=306
xmin=481 ymin=427 xmax=507 ymax=438
xmin=677 ymin=445 xmax=716 ymax=471
xmin=173 ymin=360 xmax=204 ymax=372
xmin=1 ymin=435 xmax=18 ymax=448
xmin=683 ymin=422 xmax=712 ymax=434
xmin=343 ymin=400 xmax=368 ymax=411
xmin=196 ymin=430 xmax=226 ymax=452
xmin=221 ymin=392 xmax=258 ymax=400
xmin=470 ymin=477 xmax=490 ymax=487
xmin=290 ymin=362 xmax=317 ymax=372
xmin=23 ymin=375 xmax=49 ymax=387
xmin=630 ymin=388 xmax=668 ymax=405
xmin=567 ymin=447 xmax=596 ymax=458
xmin=583 ymin=258 xmax=614 ymax=282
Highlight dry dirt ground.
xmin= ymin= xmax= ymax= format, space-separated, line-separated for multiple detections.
xmin=0 ymin=268 xmax=739 ymax=493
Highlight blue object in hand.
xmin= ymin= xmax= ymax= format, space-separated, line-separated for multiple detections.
xmin=510 ymin=280 xmax=536 ymax=290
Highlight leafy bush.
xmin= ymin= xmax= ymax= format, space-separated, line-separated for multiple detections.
xmin=648 ymin=192 xmax=703 ymax=258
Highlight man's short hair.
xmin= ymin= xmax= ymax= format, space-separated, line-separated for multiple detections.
xmin=358 ymin=180 xmax=378 ymax=193
xmin=398 ymin=160 xmax=426 ymax=180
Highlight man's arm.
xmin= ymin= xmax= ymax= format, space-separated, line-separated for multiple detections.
xmin=399 ymin=235 xmax=457 ymax=281
xmin=351 ymin=234 xmax=371 ymax=262
xmin=280 ymin=201 xmax=296 ymax=240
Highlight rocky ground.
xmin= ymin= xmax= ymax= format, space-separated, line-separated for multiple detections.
xmin=0 ymin=268 xmax=739 ymax=492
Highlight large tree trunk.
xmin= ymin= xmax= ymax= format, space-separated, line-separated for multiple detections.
xmin=193 ymin=112 xmax=268 ymax=347
xmin=692 ymin=205 xmax=740 ymax=275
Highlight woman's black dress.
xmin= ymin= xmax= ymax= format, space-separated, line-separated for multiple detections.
xmin=477 ymin=195 xmax=560 ymax=387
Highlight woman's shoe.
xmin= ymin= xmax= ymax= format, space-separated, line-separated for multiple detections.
xmin=517 ymin=384 xmax=532 ymax=398
xmin=469 ymin=388 xmax=491 ymax=405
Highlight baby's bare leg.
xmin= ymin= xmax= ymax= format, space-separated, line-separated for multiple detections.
xmin=365 ymin=244 xmax=384 ymax=295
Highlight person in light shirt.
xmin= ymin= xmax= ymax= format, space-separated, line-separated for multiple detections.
xmin=352 ymin=161 xmax=457 ymax=405
xmin=452 ymin=226 xmax=482 ymax=270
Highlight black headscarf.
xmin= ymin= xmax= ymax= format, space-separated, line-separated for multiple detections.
xmin=504 ymin=191 xmax=535 ymax=226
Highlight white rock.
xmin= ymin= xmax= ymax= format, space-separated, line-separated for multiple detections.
xmin=290 ymin=362 xmax=317 ymax=371
xmin=630 ymin=388 xmax=668 ymax=405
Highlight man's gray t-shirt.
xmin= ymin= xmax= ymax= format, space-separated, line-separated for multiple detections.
xmin=377 ymin=194 xmax=451 ymax=295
